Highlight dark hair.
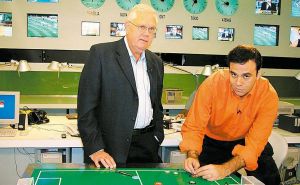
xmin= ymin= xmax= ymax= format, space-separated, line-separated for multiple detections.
xmin=227 ymin=45 xmax=262 ymax=73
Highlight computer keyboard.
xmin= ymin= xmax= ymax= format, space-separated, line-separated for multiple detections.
xmin=0 ymin=128 xmax=18 ymax=137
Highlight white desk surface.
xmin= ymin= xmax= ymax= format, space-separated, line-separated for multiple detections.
xmin=0 ymin=116 xmax=299 ymax=148
xmin=0 ymin=116 xmax=181 ymax=148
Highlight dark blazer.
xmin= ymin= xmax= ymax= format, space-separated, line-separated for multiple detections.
xmin=77 ymin=38 xmax=164 ymax=164
xmin=260 ymin=2 xmax=277 ymax=11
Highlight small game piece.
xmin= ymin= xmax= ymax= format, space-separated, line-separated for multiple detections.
xmin=173 ymin=171 xmax=178 ymax=175
xmin=154 ymin=182 xmax=162 ymax=185
xmin=165 ymin=170 xmax=170 ymax=173
xmin=189 ymin=180 xmax=196 ymax=184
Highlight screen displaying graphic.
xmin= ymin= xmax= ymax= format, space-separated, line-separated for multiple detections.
xmin=0 ymin=95 xmax=15 ymax=120
xmin=165 ymin=25 xmax=183 ymax=39
xmin=290 ymin=26 xmax=300 ymax=47
xmin=27 ymin=0 xmax=58 ymax=2
xmin=81 ymin=21 xmax=100 ymax=36
xmin=27 ymin=14 xmax=58 ymax=38
xmin=110 ymin=22 xmax=126 ymax=37
xmin=218 ymin=27 xmax=234 ymax=41
xmin=255 ymin=0 xmax=280 ymax=15
xmin=0 ymin=12 xmax=12 ymax=37
xmin=291 ymin=0 xmax=300 ymax=17
xmin=192 ymin=26 xmax=209 ymax=40
xmin=254 ymin=24 xmax=279 ymax=46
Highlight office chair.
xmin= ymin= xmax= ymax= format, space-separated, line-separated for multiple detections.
xmin=268 ymin=131 xmax=288 ymax=168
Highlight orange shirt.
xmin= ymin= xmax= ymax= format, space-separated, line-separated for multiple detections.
xmin=179 ymin=69 xmax=278 ymax=171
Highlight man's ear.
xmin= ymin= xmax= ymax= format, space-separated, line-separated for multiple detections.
xmin=257 ymin=70 xmax=262 ymax=79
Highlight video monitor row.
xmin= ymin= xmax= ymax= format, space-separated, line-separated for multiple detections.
xmin=0 ymin=12 xmax=299 ymax=48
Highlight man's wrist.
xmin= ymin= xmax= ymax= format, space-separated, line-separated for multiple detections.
xmin=187 ymin=150 xmax=199 ymax=159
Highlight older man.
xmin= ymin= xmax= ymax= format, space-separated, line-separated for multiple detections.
xmin=78 ymin=4 xmax=164 ymax=168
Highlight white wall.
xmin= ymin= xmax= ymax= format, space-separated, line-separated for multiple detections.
xmin=0 ymin=0 xmax=299 ymax=58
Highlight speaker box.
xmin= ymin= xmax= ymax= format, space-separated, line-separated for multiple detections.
xmin=18 ymin=113 xmax=28 ymax=130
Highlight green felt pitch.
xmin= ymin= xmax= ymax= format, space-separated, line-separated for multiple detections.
xmin=31 ymin=168 xmax=241 ymax=185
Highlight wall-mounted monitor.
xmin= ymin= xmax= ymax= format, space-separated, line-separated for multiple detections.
xmin=27 ymin=0 xmax=58 ymax=2
xmin=255 ymin=0 xmax=281 ymax=15
xmin=254 ymin=24 xmax=279 ymax=46
xmin=290 ymin=26 xmax=300 ymax=47
xmin=81 ymin=21 xmax=100 ymax=36
xmin=0 ymin=91 xmax=20 ymax=127
xmin=27 ymin=14 xmax=58 ymax=38
xmin=165 ymin=25 xmax=183 ymax=39
xmin=291 ymin=0 xmax=300 ymax=17
xmin=0 ymin=12 xmax=12 ymax=37
xmin=192 ymin=26 xmax=209 ymax=40
xmin=110 ymin=22 xmax=126 ymax=37
xmin=217 ymin=27 xmax=234 ymax=41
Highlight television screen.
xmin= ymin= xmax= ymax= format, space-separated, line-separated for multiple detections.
xmin=217 ymin=27 xmax=234 ymax=41
xmin=165 ymin=25 xmax=183 ymax=39
xmin=291 ymin=0 xmax=300 ymax=17
xmin=27 ymin=0 xmax=58 ymax=2
xmin=255 ymin=0 xmax=280 ymax=15
xmin=0 ymin=12 xmax=12 ymax=37
xmin=254 ymin=24 xmax=279 ymax=46
xmin=81 ymin=21 xmax=100 ymax=36
xmin=27 ymin=14 xmax=58 ymax=38
xmin=192 ymin=26 xmax=209 ymax=40
xmin=110 ymin=22 xmax=126 ymax=37
xmin=0 ymin=91 xmax=20 ymax=126
xmin=290 ymin=26 xmax=300 ymax=47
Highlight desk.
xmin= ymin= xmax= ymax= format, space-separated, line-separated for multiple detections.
xmin=23 ymin=163 xmax=241 ymax=185
xmin=20 ymin=95 xmax=185 ymax=110
xmin=0 ymin=116 xmax=181 ymax=148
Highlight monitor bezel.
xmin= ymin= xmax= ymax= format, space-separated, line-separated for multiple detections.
xmin=192 ymin=26 xmax=209 ymax=40
xmin=27 ymin=13 xmax=58 ymax=38
xmin=254 ymin=24 xmax=279 ymax=46
xmin=0 ymin=91 xmax=20 ymax=126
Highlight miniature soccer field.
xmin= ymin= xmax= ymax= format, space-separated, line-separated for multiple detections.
xmin=31 ymin=168 xmax=241 ymax=185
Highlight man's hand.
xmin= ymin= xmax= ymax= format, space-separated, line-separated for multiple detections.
xmin=193 ymin=164 xmax=231 ymax=181
xmin=192 ymin=155 xmax=245 ymax=181
xmin=89 ymin=150 xmax=116 ymax=169
xmin=184 ymin=150 xmax=200 ymax=175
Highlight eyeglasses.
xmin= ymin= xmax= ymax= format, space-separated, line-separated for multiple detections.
xmin=129 ymin=21 xmax=157 ymax=34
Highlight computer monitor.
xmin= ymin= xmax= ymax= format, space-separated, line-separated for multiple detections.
xmin=0 ymin=91 xmax=20 ymax=127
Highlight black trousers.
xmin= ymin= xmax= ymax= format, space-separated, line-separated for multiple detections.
xmin=199 ymin=135 xmax=281 ymax=185
xmin=126 ymin=130 xmax=162 ymax=163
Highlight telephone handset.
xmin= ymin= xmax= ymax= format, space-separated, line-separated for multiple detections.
xmin=65 ymin=124 xmax=80 ymax=137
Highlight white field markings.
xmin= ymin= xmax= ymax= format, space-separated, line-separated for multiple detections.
xmin=34 ymin=170 xmax=62 ymax=185
xmin=135 ymin=171 xmax=143 ymax=185
xmin=214 ymin=176 xmax=241 ymax=185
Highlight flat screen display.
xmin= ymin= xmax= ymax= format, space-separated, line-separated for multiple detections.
xmin=165 ymin=25 xmax=183 ymax=39
xmin=217 ymin=27 xmax=234 ymax=41
xmin=254 ymin=24 xmax=279 ymax=46
xmin=290 ymin=26 xmax=300 ymax=47
xmin=291 ymin=0 xmax=300 ymax=17
xmin=110 ymin=22 xmax=126 ymax=37
xmin=0 ymin=91 xmax=19 ymax=126
xmin=192 ymin=26 xmax=208 ymax=40
xmin=27 ymin=14 xmax=58 ymax=38
xmin=81 ymin=21 xmax=100 ymax=36
xmin=255 ymin=0 xmax=280 ymax=15
xmin=0 ymin=12 xmax=12 ymax=37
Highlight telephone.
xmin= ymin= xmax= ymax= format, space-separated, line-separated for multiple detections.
xmin=65 ymin=124 xmax=80 ymax=137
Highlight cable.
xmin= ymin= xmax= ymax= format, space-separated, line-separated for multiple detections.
xmin=14 ymin=148 xmax=21 ymax=178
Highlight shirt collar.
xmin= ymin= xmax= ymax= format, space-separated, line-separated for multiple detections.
xmin=124 ymin=36 xmax=145 ymax=62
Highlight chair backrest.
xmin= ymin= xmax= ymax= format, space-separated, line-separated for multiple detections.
xmin=268 ymin=131 xmax=288 ymax=168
